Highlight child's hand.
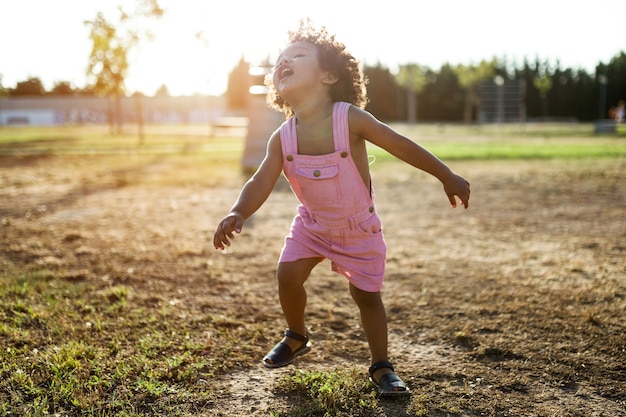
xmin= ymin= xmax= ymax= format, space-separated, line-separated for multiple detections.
xmin=213 ymin=212 xmax=244 ymax=250
xmin=443 ymin=175 xmax=471 ymax=209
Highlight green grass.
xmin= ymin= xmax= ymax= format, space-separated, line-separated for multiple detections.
xmin=0 ymin=124 xmax=244 ymax=156
xmin=368 ymin=137 xmax=626 ymax=161
xmin=376 ymin=122 xmax=626 ymax=161
xmin=270 ymin=368 xmax=469 ymax=417
xmin=0 ymin=272 xmax=261 ymax=416
xmin=271 ymin=368 xmax=380 ymax=416
xmin=1 ymin=122 xmax=625 ymax=161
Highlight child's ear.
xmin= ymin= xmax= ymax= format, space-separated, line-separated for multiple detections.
xmin=322 ymin=72 xmax=338 ymax=85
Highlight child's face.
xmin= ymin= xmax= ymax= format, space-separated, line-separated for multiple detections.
xmin=272 ymin=41 xmax=325 ymax=98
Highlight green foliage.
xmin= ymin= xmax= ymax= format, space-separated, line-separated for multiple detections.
xmin=85 ymin=13 xmax=129 ymax=97
xmin=533 ymin=74 xmax=553 ymax=99
xmin=455 ymin=59 xmax=497 ymax=90
xmin=364 ymin=64 xmax=400 ymax=120
xmin=396 ymin=64 xmax=428 ymax=93
xmin=272 ymin=368 xmax=379 ymax=416
xmin=83 ymin=0 xmax=164 ymax=135
xmin=455 ymin=59 xmax=498 ymax=123
xmin=85 ymin=1 xmax=164 ymax=97
xmin=10 ymin=77 xmax=46 ymax=96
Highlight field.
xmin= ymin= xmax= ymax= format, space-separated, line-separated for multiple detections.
xmin=1 ymin=123 xmax=625 ymax=416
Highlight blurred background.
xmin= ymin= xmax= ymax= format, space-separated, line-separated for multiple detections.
xmin=1 ymin=0 xmax=625 ymax=127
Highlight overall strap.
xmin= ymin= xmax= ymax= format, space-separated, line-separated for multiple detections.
xmin=332 ymin=101 xmax=351 ymax=152
xmin=279 ymin=116 xmax=298 ymax=156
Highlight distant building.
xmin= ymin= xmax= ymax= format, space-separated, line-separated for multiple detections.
xmin=0 ymin=95 xmax=230 ymax=126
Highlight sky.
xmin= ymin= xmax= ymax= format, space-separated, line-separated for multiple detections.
xmin=1 ymin=0 xmax=625 ymax=96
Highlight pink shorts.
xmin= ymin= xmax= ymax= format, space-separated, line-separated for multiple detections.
xmin=279 ymin=208 xmax=387 ymax=292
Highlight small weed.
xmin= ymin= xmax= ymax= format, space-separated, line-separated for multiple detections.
xmin=273 ymin=368 xmax=378 ymax=416
xmin=453 ymin=330 xmax=475 ymax=350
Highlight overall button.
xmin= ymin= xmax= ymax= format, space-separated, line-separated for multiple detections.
xmin=369 ymin=206 xmax=374 ymax=213
xmin=286 ymin=155 xmax=293 ymax=161
xmin=340 ymin=151 xmax=348 ymax=158
xmin=313 ymin=169 xmax=321 ymax=177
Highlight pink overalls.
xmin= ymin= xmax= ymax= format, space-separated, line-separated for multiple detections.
xmin=278 ymin=101 xmax=387 ymax=292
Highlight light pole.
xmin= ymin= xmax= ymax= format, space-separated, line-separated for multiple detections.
xmin=494 ymin=75 xmax=505 ymax=124
xmin=598 ymin=74 xmax=608 ymax=119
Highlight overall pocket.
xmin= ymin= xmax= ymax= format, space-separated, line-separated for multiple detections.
xmin=296 ymin=164 xmax=340 ymax=204
xmin=356 ymin=213 xmax=383 ymax=235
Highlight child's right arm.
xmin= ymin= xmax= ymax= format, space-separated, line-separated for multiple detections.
xmin=213 ymin=131 xmax=283 ymax=250
xmin=349 ymin=106 xmax=470 ymax=209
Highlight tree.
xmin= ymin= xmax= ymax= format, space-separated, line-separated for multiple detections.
xmin=51 ymin=81 xmax=76 ymax=96
xmin=226 ymin=56 xmax=250 ymax=110
xmin=85 ymin=12 xmax=129 ymax=133
xmin=155 ymin=84 xmax=170 ymax=97
xmin=419 ymin=64 xmax=464 ymax=121
xmin=531 ymin=59 xmax=553 ymax=120
xmin=395 ymin=63 xmax=427 ymax=123
xmin=604 ymin=51 xmax=626 ymax=111
xmin=533 ymin=74 xmax=553 ymax=119
xmin=85 ymin=1 xmax=163 ymax=135
xmin=11 ymin=77 xmax=46 ymax=96
xmin=0 ymin=75 xmax=7 ymax=97
xmin=455 ymin=59 xmax=497 ymax=123
xmin=363 ymin=63 xmax=399 ymax=121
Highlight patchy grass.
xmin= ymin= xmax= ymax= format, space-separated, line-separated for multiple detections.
xmin=271 ymin=368 xmax=380 ymax=416
xmin=1 ymin=125 xmax=624 ymax=416
xmin=0 ymin=271 xmax=264 ymax=416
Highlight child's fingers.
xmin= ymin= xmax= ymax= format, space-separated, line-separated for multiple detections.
xmin=213 ymin=216 xmax=244 ymax=250
xmin=233 ymin=216 xmax=244 ymax=234
xmin=213 ymin=230 xmax=229 ymax=250
xmin=447 ymin=191 xmax=470 ymax=209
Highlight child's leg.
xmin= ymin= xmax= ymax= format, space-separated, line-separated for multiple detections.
xmin=350 ymin=284 xmax=408 ymax=388
xmin=272 ymin=257 xmax=322 ymax=350
xmin=350 ymin=283 xmax=409 ymax=394
xmin=349 ymin=283 xmax=388 ymax=363
xmin=349 ymin=283 xmax=408 ymax=394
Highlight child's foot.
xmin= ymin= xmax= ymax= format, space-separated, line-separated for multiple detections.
xmin=368 ymin=361 xmax=410 ymax=397
xmin=262 ymin=329 xmax=311 ymax=368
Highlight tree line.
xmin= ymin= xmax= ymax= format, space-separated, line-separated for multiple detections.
xmin=5 ymin=50 xmax=625 ymax=124
xmin=1 ymin=0 xmax=624 ymax=124
xmin=226 ymin=52 xmax=626 ymax=123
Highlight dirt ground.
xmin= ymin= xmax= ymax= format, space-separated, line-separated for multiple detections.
xmin=1 ymin=153 xmax=625 ymax=416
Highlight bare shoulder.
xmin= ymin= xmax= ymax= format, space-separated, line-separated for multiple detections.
xmin=266 ymin=128 xmax=283 ymax=153
xmin=251 ymin=128 xmax=285 ymax=181
xmin=347 ymin=104 xmax=391 ymax=144
xmin=347 ymin=104 xmax=377 ymax=126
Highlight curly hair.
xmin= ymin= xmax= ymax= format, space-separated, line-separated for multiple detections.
xmin=266 ymin=18 xmax=368 ymax=118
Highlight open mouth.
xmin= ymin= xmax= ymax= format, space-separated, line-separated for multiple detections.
xmin=279 ymin=67 xmax=293 ymax=80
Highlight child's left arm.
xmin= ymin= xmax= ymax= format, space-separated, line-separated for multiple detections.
xmin=349 ymin=106 xmax=470 ymax=209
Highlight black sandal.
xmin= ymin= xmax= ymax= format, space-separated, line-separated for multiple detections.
xmin=368 ymin=361 xmax=410 ymax=397
xmin=262 ymin=329 xmax=311 ymax=368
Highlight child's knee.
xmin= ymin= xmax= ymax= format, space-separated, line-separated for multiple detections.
xmin=350 ymin=284 xmax=382 ymax=306
xmin=276 ymin=258 xmax=320 ymax=288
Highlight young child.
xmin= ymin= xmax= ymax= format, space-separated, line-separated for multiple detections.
xmin=213 ymin=19 xmax=470 ymax=397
